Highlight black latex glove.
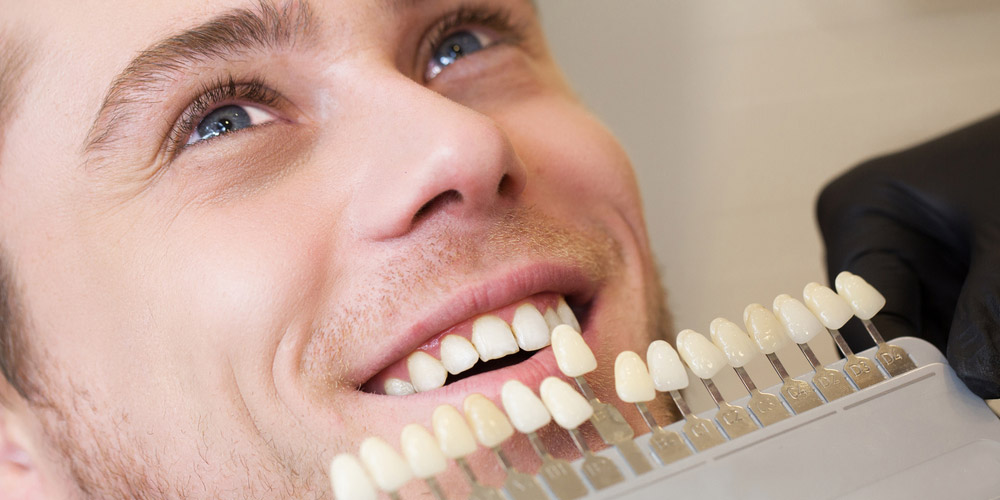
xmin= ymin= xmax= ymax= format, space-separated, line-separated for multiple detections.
xmin=817 ymin=112 xmax=1000 ymax=399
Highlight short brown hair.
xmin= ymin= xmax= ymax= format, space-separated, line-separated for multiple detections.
xmin=0 ymin=30 xmax=34 ymax=400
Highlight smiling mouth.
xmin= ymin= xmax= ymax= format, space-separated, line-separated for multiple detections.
xmin=360 ymin=293 xmax=588 ymax=395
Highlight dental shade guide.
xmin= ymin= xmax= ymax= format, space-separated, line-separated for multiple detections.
xmin=329 ymin=274 xmax=1000 ymax=499
xmin=433 ymin=404 xmax=506 ymax=500
xmin=615 ymin=350 xmax=693 ymax=465
xmin=464 ymin=394 xmax=550 ymax=500
xmin=550 ymin=325 xmax=654 ymax=476
xmin=709 ymin=318 xmax=791 ymax=427
xmin=646 ymin=340 xmax=726 ymax=451
xmin=539 ymin=377 xmax=625 ymax=491
xmin=835 ymin=272 xmax=918 ymax=376
xmin=675 ymin=330 xmax=759 ymax=439
xmin=501 ymin=380 xmax=589 ymax=500
xmin=744 ymin=304 xmax=825 ymax=413
xmin=773 ymin=295 xmax=854 ymax=402
xmin=803 ymin=282 xmax=886 ymax=389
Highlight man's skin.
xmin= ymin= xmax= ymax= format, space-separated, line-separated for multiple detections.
xmin=0 ymin=0 xmax=672 ymax=498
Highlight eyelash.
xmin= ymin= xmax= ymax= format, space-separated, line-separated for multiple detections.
xmin=422 ymin=5 xmax=526 ymax=79
xmin=168 ymin=76 xmax=281 ymax=155
xmin=168 ymin=5 xmax=526 ymax=155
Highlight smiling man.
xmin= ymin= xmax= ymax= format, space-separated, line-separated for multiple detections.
xmin=0 ymin=0 xmax=672 ymax=498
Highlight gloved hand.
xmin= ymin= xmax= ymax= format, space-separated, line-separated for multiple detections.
xmin=816 ymin=112 xmax=1000 ymax=400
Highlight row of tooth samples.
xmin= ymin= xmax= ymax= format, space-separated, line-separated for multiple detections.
xmin=390 ymin=298 xmax=581 ymax=395
xmin=331 ymin=273 xmax=917 ymax=499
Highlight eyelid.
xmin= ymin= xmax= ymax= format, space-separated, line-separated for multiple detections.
xmin=419 ymin=5 xmax=525 ymax=83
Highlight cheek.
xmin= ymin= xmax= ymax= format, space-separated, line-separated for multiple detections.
xmin=498 ymin=96 xmax=645 ymax=229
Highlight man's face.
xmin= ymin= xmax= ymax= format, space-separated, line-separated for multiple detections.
xmin=1 ymin=0 xmax=666 ymax=497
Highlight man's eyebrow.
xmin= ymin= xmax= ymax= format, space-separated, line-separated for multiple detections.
xmin=84 ymin=0 xmax=318 ymax=155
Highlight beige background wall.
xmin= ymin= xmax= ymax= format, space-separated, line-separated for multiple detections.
xmin=537 ymin=0 xmax=1000 ymax=404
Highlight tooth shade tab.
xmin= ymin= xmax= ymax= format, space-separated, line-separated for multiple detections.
xmin=330 ymin=454 xmax=378 ymax=500
xmin=709 ymin=318 xmax=757 ymax=368
xmin=551 ymin=324 xmax=597 ymax=377
xmin=407 ymin=351 xmax=448 ymax=392
xmin=539 ymin=377 xmax=594 ymax=429
xmin=557 ymin=296 xmax=582 ymax=331
xmin=646 ymin=340 xmax=689 ymax=391
xmin=501 ymin=380 xmax=552 ymax=434
xmin=773 ymin=294 xmax=826 ymax=344
xmin=463 ymin=394 xmax=515 ymax=448
xmin=384 ymin=377 xmax=416 ymax=396
xmin=803 ymin=282 xmax=854 ymax=329
xmin=511 ymin=303 xmax=552 ymax=351
xmin=471 ymin=315 xmax=519 ymax=362
xmin=439 ymin=335 xmax=479 ymax=375
xmin=614 ymin=351 xmax=656 ymax=403
xmin=400 ymin=424 xmax=447 ymax=478
xmin=744 ymin=303 xmax=791 ymax=354
xmin=432 ymin=404 xmax=479 ymax=459
xmin=359 ymin=437 xmax=413 ymax=493
xmin=675 ymin=329 xmax=728 ymax=380
xmin=835 ymin=272 xmax=887 ymax=320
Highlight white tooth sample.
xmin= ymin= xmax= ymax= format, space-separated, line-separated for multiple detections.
xmin=835 ymin=272 xmax=886 ymax=320
xmin=614 ymin=351 xmax=656 ymax=403
xmin=511 ymin=303 xmax=551 ymax=351
xmin=400 ymin=424 xmax=447 ymax=479
xmin=803 ymin=282 xmax=855 ymax=329
xmin=556 ymin=296 xmax=582 ymax=331
xmin=551 ymin=324 xmax=597 ymax=377
xmin=359 ymin=436 xmax=413 ymax=493
xmin=463 ymin=394 xmax=515 ymax=448
xmin=384 ymin=377 xmax=416 ymax=396
xmin=432 ymin=404 xmax=478 ymax=459
xmin=330 ymin=454 xmax=378 ymax=500
xmin=471 ymin=315 xmax=519 ymax=361
xmin=744 ymin=304 xmax=791 ymax=354
xmin=675 ymin=329 xmax=728 ymax=380
xmin=543 ymin=307 xmax=562 ymax=330
xmin=773 ymin=294 xmax=826 ymax=344
xmin=407 ymin=351 xmax=448 ymax=392
xmin=439 ymin=335 xmax=479 ymax=375
xmin=709 ymin=318 xmax=757 ymax=368
xmin=539 ymin=376 xmax=594 ymax=429
xmin=500 ymin=380 xmax=552 ymax=434
xmin=646 ymin=340 xmax=689 ymax=391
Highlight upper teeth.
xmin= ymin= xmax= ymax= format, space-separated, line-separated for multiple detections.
xmin=387 ymin=297 xmax=581 ymax=395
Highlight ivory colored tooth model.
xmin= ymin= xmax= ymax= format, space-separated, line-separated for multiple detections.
xmin=773 ymin=294 xmax=854 ymax=402
xmin=432 ymin=404 xmax=505 ymax=500
xmin=675 ymin=330 xmax=759 ymax=439
xmin=614 ymin=350 xmax=692 ymax=465
xmin=539 ymin=376 xmax=625 ymax=491
xmin=463 ymin=394 xmax=550 ymax=500
xmin=835 ymin=271 xmax=917 ymax=376
xmin=330 ymin=453 xmax=378 ymax=500
xmin=550 ymin=325 xmax=653 ymax=476
xmin=803 ymin=282 xmax=885 ymax=389
xmin=709 ymin=318 xmax=791 ymax=426
xmin=358 ymin=436 xmax=414 ymax=500
xmin=400 ymin=423 xmax=449 ymax=500
xmin=646 ymin=340 xmax=726 ymax=451
xmin=744 ymin=304 xmax=824 ymax=413
xmin=501 ymin=380 xmax=589 ymax=500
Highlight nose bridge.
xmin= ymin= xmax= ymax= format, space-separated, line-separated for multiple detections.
xmin=345 ymin=70 xmax=527 ymax=241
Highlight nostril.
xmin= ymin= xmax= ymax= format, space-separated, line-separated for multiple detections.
xmin=497 ymin=174 xmax=516 ymax=197
xmin=413 ymin=189 xmax=462 ymax=223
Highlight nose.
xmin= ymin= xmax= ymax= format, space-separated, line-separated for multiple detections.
xmin=344 ymin=72 xmax=528 ymax=241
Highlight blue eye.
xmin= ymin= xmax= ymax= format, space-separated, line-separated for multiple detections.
xmin=187 ymin=104 xmax=275 ymax=145
xmin=425 ymin=30 xmax=493 ymax=81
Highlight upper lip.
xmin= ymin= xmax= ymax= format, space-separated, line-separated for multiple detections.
xmin=352 ymin=260 xmax=599 ymax=388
